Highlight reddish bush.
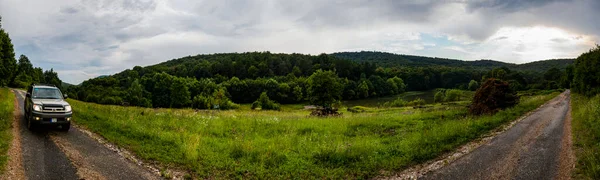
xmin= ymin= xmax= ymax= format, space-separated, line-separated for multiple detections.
xmin=469 ymin=78 xmax=519 ymax=115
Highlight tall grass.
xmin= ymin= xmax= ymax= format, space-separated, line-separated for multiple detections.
xmin=0 ymin=89 xmax=15 ymax=172
xmin=572 ymin=94 xmax=600 ymax=179
xmin=69 ymin=92 xmax=558 ymax=179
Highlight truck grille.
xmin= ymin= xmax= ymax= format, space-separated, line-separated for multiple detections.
xmin=42 ymin=104 xmax=66 ymax=113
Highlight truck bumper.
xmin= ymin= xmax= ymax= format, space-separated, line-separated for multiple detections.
xmin=30 ymin=111 xmax=72 ymax=126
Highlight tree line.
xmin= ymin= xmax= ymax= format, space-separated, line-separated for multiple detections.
xmin=0 ymin=16 xmax=62 ymax=89
xmin=572 ymin=45 xmax=600 ymax=97
xmin=64 ymin=51 xmax=573 ymax=109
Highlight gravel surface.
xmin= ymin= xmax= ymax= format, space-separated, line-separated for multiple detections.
xmin=12 ymin=89 xmax=160 ymax=180
xmin=422 ymin=90 xmax=574 ymax=180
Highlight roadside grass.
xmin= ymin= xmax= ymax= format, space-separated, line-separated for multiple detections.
xmin=572 ymin=94 xmax=600 ymax=179
xmin=69 ymin=92 xmax=558 ymax=179
xmin=0 ymin=88 xmax=15 ymax=172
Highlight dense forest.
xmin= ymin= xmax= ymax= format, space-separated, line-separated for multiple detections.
xmin=64 ymin=51 xmax=574 ymax=109
xmin=0 ymin=16 xmax=61 ymax=89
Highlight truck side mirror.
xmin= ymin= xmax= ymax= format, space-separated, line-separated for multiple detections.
xmin=26 ymin=93 xmax=31 ymax=98
xmin=64 ymin=94 xmax=68 ymax=99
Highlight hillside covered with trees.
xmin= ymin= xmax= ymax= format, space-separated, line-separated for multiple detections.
xmin=333 ymin=51 xmax=574 ymax=73
xmin=65 ymin=51 xmax=573 ymax=109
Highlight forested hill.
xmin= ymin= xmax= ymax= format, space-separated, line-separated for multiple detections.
xmin=65 ymin=51 xmax=574 ymax=108
xmin=512 ymin=59 xmax=575 ymax=72
xmin=332 ymin=51 xmax=574 ymax=72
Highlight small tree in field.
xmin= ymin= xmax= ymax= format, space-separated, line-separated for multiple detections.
xmin=307 ymin=70 xmax=343 ymax=116
xmin=468 ymin=80 xmax=479 ymax=91
xmin=254 ymin=92 xmax=280 ymax=110
xmin=469 ymin=78 xmax=519 ymax=115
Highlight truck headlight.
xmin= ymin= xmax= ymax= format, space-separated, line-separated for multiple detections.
xmin=64 ymin=105 xmax=72 ymax=112
xmin=33 ymin=104 xmax=42 ymax=112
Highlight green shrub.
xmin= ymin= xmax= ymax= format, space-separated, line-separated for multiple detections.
xmin=434 ymin=91 xmax=445 ymax=103
xmin=444 ymin=89 xmax=461 ymax=102
xmin=347 ymin=106 xmax=373 ymax=113
xmin=255 ymin=92 xmax=280 ymax=110
xmin=468 ymin=80 xmax=479 ymax=91
xmin=406 ymin=98 xmax=426 ymax=106
xmin=191 ymin=89 xmax=239 ymax=110
xmin=251 ymin=101 xmax=260 ymax=110
xmin=384 ymin=98 xmax=407 ymax=107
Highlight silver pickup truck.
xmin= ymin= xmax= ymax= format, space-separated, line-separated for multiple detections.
xmin=24 ymin=84 xmax=72 ymax=131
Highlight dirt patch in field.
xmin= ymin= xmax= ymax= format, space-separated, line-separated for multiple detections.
xmin=1 ymin=91 xmax=25 ymax=180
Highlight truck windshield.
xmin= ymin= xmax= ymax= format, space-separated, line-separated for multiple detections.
xmin=32 ymin=88 xmax=63 ymax=99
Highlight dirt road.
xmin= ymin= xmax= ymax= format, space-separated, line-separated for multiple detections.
xmin=9 ymin=89 xmax=159 ymax=180
xmin=422 ymin=90 xmax=574 ymax=180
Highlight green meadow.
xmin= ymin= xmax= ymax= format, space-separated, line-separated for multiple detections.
xmin=69 ymin=91 xmax=558 ymax=179
xmin=572 ymin=94 xmax=600 ymax=179
xmin=0 ymin=88 xmax=15 ymax=172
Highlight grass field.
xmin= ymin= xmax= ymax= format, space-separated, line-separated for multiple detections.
xmin=572 ymin=94 xmax=600 ymax=179
xmin=0 ymin=88 xmax=15 ymax=172
xmin=69 ymin=92 xmax=558 ymax=179
xmin=342 ymin=90 xmax=474 ymax=107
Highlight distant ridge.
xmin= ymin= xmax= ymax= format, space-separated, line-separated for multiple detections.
xmin=331 ymin=51 xmax=574 ymax=72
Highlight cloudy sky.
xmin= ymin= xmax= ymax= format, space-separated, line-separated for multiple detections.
xmin=1 ymin=0 xmax=599 ymax=84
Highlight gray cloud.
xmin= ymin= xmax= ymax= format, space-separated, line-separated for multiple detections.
xmin=0 ymin=0 xmax=598 ymax=84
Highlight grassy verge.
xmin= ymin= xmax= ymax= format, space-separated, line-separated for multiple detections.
xmin=69 ymin=92 xmax=558 ymax=179
xmin=572 ymin=94 xmax=600 ymax=179
xmin=0 ymin=88 xmax=15 ymax=172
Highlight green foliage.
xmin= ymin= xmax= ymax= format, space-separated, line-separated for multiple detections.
xmin=561 ymin=64 xmax=574 ymax=88
xmin=43 ymin=69 xmax=62 ymax=89
xmin=406 ymin=98 xmax=426 ymax=106
xmin=69 ymin=51 xmax=569 ymax=109
xmin=126 ymin=80 xmax=152 ymax=107
xmin=346 ymin=106 xmax=374 ymax=113
xmin=192 ymin=88 xmax=239 ymax=110
xmin=444 ymin=89 xmax=461 ymax=102
xmin=357 ymin=80 xmax=369 ymax=98
xmin=192 ymin=94 xmax=212 ymax=109
xmin=307 ymin=70 xmax=343 ymax=108
xmin=255 ymin=92 xmax=280 ymax=110
xmin=0 ymin=27 xmax=16 ymax=87
xmin=250 ymin=101 xmax=260 ymax=110
xmin=573 ymin=46 xmax=600 ymax=96
xmin=384 ymin=98 xmax=408 ymax=107
xmin=544 ymin=67 xmax=562 ymax=81
xmin=292 ymin=86 xmax=303 ymax=101
xmin=572 ymin=94 xmax=600 ymax=178
xmin=468 ymin=80 xmax=479 ymax=91
xmin=434 ymin=91 xmax=445 ymax=103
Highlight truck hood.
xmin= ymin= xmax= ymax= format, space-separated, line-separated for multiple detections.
xmin=32 ymin=99 xmax=70 ymax=106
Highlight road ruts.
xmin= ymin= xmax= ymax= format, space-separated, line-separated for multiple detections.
xmin=13 ymin=89 xmax=159 ymax=180
xmin=422 ymin=90 xmax=573 ymax=180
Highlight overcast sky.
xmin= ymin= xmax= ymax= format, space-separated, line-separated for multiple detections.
xmin=1 ymin=0 xmax=599 ymax=84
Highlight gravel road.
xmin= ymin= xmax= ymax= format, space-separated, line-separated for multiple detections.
xmin=422 ymin=90 xmax=574 ymax=180
xmin=11 ymin=89 xmax=159 ymax=180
